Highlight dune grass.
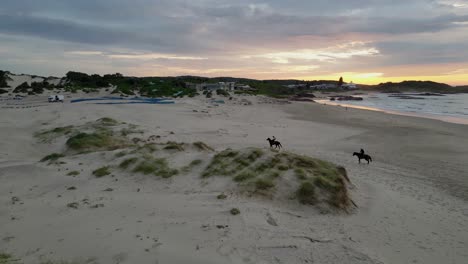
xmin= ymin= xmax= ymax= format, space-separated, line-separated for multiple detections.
xmin=67 ymin=171 xmax=80 ymax=176
xmin=119 ymin=157 xmax=138 ymax=169
xmin=92 ymin=166 xmax=111 ymax=177
xmin=230 ymin=208 xmax=240 ymax=215
xmin=133 ymin=157 xmax=178 ymax=178
xmin=40 ymin=153 xmax=65 ymax=162
xmin=96 ymin=117 xmax=119 ymax=126
xmin=35 ymin=126 xmax=75 ymax=142
xmin=66 ymin=130 xmax=128 ymax=152
xmin=201 ymin=148 xmax=350 ymax=208
xmin=181 ymin=159 xmax=203 ymax=173
xmin=193 ymin=141 xmax=214 ymax=152
xmin=217 ymin=193 xmax=228 ymax=199
xmin=114 ymin=151 xmax=127 ymax=157
xmin=297 ymin=182 xmax=316 ymax=204
xmin=255 ymin=178 xmax=275 ymax=190
xmin=163 ymin=141 xmax=185 ymax=151
xmin=0 ymin=253 xmax=13 ymax=263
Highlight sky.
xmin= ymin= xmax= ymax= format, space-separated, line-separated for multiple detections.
xmin=1 ymin=0 xmax=468 ymax=85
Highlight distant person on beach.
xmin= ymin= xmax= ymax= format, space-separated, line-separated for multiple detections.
xmin=360 ymin=148 xmax=365 ymax=155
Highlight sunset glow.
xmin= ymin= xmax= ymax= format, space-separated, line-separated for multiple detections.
xmin=1 ymin=1 xmax=468 ymax=85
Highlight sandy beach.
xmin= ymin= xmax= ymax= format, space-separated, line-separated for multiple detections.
xmin=1 ymin=93 xmax=467 ymax=264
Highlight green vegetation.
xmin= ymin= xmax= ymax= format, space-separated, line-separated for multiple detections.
xmin=216 ymin=89 xmax=230 ymax=97
xmin=66 ymin=130 xmax=127 ymax=152
xmin=35 ymin=126 xmax=74 ymax=142
xmin=364 ymin=80 xmax=468 ymax=93
xmin=202 ymin=148 xmax=350 ymax=208
xmin=297 ymin=182 xmax=316 ymax=204
xmin=92 ymin=166 xmax=111 ymax=177
xmin=181 ymin=159 xmax=203 ymax=173
xmin=40 ymin=153 xmax=65 ymax=162
xmin=217 ymin=193 xmax=227 ymax=199
xmin=0 ymin=253 xmax=13 ymax=263
xmin=255 ymin=178 xmax=275 ymax=190
xmin=119 ymin=157 xmax=138 ymax=169
xmin=230 ymin=208 xmax=240 ymax=215
xmin=96 ymin=117 xmax=118 ymax=126
xmin=67 ymin=171 xmax=80 ymax=176
xmin=163 ymin=141 xmax=185 ymax=151
xmin=115 ymin=151 xmax=127 ymax=157
xmin=193 ymin=141 xmax=214 ymax=152
xmin=133 ymin=157 xmax=178 ymax=178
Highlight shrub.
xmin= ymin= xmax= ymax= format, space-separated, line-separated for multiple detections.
xmin=92 ymin=166 xmax=111 ymax=177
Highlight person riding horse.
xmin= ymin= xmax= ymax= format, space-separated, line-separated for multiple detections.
xmin=353 ymin=148 xmax=372 ymax=164
xmin=267 ymin=136 xmax=282 ymax=149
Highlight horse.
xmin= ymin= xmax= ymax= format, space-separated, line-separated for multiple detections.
xmin=353 ymin=152 xmax=372 ymax=164
xmin=267 ymin=137 xmax=282 ymax=149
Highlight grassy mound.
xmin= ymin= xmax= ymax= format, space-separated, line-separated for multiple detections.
xmin=66 ymin=131 xmax=128 ymax=152
xmin=202 ymin=148 xmax=350 ymax=209
xmin=133 ymin=157 xmax=179 ymax=178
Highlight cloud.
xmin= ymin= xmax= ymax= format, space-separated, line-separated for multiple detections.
xmin=0 ymin=0 xmax=467 ymax=84
xmin=248 ymin=42 xmax=379 ymax=64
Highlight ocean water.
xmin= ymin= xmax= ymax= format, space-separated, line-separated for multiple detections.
xmin=317 ymin=93 xmax=468 ymax=125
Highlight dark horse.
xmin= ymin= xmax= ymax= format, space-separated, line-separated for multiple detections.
xmin=353 ymin=152 xmax=372 ymax=164
xmin=267 ymin=137 xmax=282 ymax=149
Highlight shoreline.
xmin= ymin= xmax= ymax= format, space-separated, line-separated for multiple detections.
xmin=315 ymin=99 xmax=468 ymax=125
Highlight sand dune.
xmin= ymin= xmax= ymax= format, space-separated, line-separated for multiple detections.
xmin=1 ymin=94 xmax=467 ymax=264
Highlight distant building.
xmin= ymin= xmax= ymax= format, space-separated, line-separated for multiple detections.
xmin=309 ymin=83 xmax=338 ymax=90
xmin=342 ymin=82 xmax=358 ymax=89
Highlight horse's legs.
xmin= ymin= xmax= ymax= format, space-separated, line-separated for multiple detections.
xmin=358 ymin=158 xmax=361 ymax=164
